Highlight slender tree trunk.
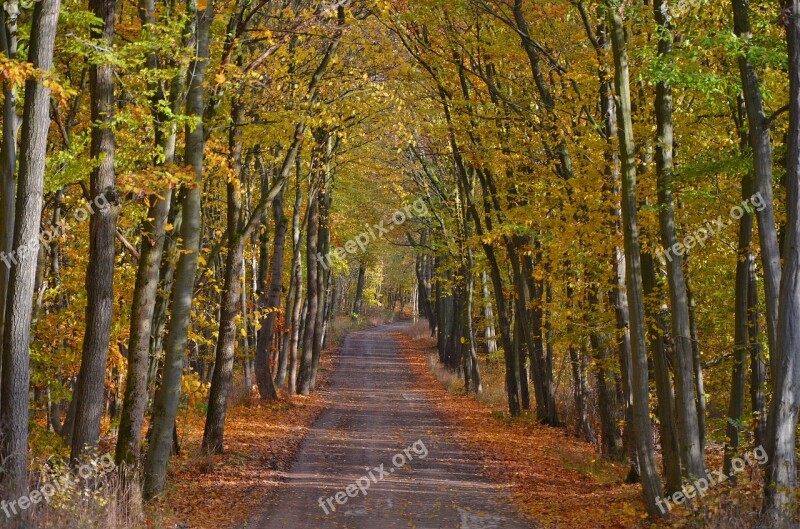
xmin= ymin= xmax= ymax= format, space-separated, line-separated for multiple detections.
xmin=71 ymin=0 xmax=119 ymax=463
xmin=686 ymin=276 xmax=706 ymax=451
xmin=0 ymin=2 xmax=19 ymax=408
xmin=115 ymin=0 xmax=179 ymax=468
xmin=725 ymin=172 xmax=755 ymax=475
xmin=243 ymin=257 xmax=253 ymax=391
xmin=279 ymin=172 xmax=303 ymax=390
xmin=311 ymin=185 xmax=331 ymax=389
xmin=148 ymin=199 xmax=181 ymax=391
xmin=589 ymin=289 xmax=624 ymax=460
xmin=510 ymin=251 xmax=535 ymax=412
xmin=143 ymin=0 xmax=213 ymax=498
xmin=748 ymin=259 xmax=767 ymax=448
xmin=352 ymin=264 xmax=365 ymax=318
xmin=286 ymin=171 xmax=304 ymax=394
xmin=609 ymin=8 xmax=664 ymax=515
xmin=653 ymin=0 xmax=704 ymax=479
xmin=288 ymin=279 xmax=303 ymax=395
xmin=614 ymin=249 xmax=639 ymax=482
xmin=480 ymin=271 xmax=497 ymax=355
xmin=0 ymin=0 xmax=60 ymax=503
xmin=732 ymin=0 xmax=782 ymax=369
xmin=297 ymin=193 xmax=318 ymax=395
xmin=255 ymin=184 xmax=287 ymax=400
xmin=202 ymin=237 xmax=244 ymax=453
xmin=569 ymin=341 xmax=594 ymax=442
xmin=116 ymin=192 xmax=172 ymax=466
xmin=762 ymin=0 xmax=800 ymax=523
xmin=464 ymin=250 xmax=481 ymax=392
xmin=202 ymin=98 xmax=246 ymax=455
xmin=643 ymin=254 xmax=683 ymax=495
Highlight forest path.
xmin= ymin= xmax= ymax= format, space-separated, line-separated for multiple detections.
xmin=251 ymin=321 xmax=533 ymax=529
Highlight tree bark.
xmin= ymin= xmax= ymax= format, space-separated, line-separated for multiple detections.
xmin=311 ymin=184 xmax=331 ymax=390
xmin=279 ymin=168 xmax=303 ymax=390
xmin=0 ymin=1 xmax=19 ymax=409
xmin=725 ymin=171 xmax=755 ymax=475
xmin=589 ymin=288 xmax=624 ymax=460
xmin=732 ymin=0 xmax=782 ymax=370
xmin=115 ymin=0 xmax=181 ymax=468
xmin=255 ymin=183 xmax=287 ymax=400
xmin=297 ymin=192 xmax=318 ymax=395
xmin=653 ymin=0 xmax=704 ymax=480
xmin=609 ymin=7 xmax=664 ymax=516
xmin=70 ymin=0 xmax=119 ymax=463
xmin=480 ymin=271 xmax=497 ymax=355
xmin=0 ymin=0 xmax=60 ymax=503
xmin=285 ymin=168 xmax=304 ymax=394
xmin=202 ymin=98 xmax=246 ymax=455
xmin=762 ymin=0 xmax=800 ymax=523
xmin=463 ymin=250 xmax=481 ymax=392
xmin=352 ymin=264 xmax=365 ymax=317
xmin=748 ymin=259 xmax=767 ymax=449
xmin=643 ymin=254 xmax=682 ymax=495
xmin=143 ymin=0 xmax=213 ymax=498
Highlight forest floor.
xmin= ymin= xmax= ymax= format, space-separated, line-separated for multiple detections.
xmin=144 ymin=357 xmax=334 ymax=529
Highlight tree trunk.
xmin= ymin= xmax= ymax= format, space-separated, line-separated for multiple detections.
xmin=0 ymin=1 xmax=18 ymax=409
xmin=464 ymin=250 xmax=481 ymax=392
xmin=748 ymin=259 xmax=767 ymax=449
xmin=686 ymin=275 xmax=706 ymax=451
xmin=202 ymin=97 xmax=246 ymax=455
xmin=762 ymin=0 xmax=800 ymax=523
xmin=614 ymin=247 xmax=639 ymax=482
xmin=653 ymin=0 xmax=704 ymax=480
xmin=480 ymin=271 xmax=497 ymax=355
xmin=202 ymin=235 xmax=244 ymax=454
xmin=0 ymin=0 xmax=60 ymax=503
xmin=116 ymin=191 xmax=172 ymax=466
xmin=279 ymin=169 xmax=303 ymax=390
xmin=255 ymin=183 xmax=287 ymax=400
xmin=71 ymin=0 xmax=119 ymax=463
xmin=609 ymin=8 xmax=664 ymax=516
xmin=643 ymin=254 xmax=682 ymax=495
xmin=589 ymin=289 xmax=624 ymax=460
xmin=311 ymin=184 xmax=331 ymax=389
xmin=297 ymin=193 xmax=318 ymax=395
xmin=725 ymin=172 xmax=755 ymax=475
xmin=115 ymin=0 xmax=180 ymax=468
xmin=732 ymin=0 xmax=782 ymax=370
xmin=285 ymin=170 xmax=304 ymax=394
xmin=143 ymin=0 xmax=213 ymax=498
xmin=352 ymin=264 xmax=365 ymax=318
xmin=569 ymin=341 xmax=595 ymax=443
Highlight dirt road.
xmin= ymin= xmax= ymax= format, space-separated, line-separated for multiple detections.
xmin=253 ymin=322 xmax=533 ymax=529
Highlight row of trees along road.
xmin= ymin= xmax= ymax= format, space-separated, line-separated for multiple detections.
xmin=0 ymin=0 xmax=799 ymax=526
